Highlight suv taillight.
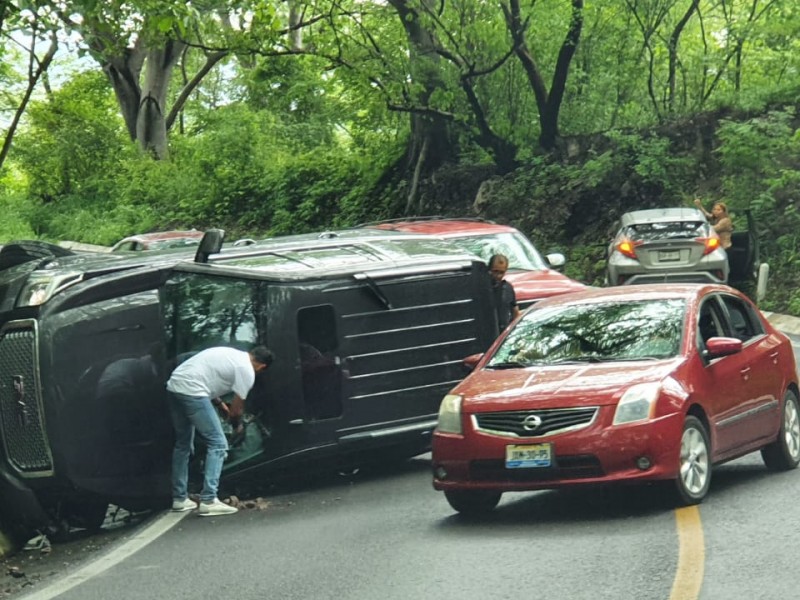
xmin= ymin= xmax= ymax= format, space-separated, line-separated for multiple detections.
xmin=616 ymin=239 xmax=640 ymax=259
xmin=696 ymin=236 xmax=720 ymax=256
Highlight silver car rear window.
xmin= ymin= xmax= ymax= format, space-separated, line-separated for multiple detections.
xmin=625 ymin=221 xmax=708 ymax=242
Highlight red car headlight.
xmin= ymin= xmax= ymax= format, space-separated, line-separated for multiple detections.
xmin=437 ymin=394 xmax=463 ymax=434
xmin=613 ymin=383 xmax=661 ymax=425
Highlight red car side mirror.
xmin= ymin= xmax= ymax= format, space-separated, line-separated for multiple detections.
xmin=463 ymin=353 xmax=484 ymax=371
xmin=704 ymin=337 xmax=743 ymax=359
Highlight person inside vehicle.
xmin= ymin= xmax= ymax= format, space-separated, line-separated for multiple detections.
xmin=166 ymin=345 xmax=273 ymax=516
xmin=694 ymin=198 xmax=733 ymax=249
xmin=488 ymin=254 xmax=521 ymax=333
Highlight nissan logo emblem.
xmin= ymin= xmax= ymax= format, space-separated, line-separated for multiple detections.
xmin=522 ymin=414 xmax=542 ymax=431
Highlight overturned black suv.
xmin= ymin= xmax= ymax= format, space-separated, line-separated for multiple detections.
xmin=0 ymin=230 xmax=497 ymax=536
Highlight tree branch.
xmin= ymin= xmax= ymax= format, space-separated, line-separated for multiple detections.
xmin=166 ymin=50 xmax=228 ymax=130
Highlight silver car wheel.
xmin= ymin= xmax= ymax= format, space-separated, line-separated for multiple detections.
xmin=762 ymin=390 xmax=800 ymax=471
xmin=782 ymin=396 xmax=800 ymax=461
xmin=680 ymin=426 xmax=709 ymax=495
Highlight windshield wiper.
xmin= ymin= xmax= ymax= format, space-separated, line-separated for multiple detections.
xmin=548 ymin=356 xmax=603 ymax=364
xmin=556 ymin=355 xmax=666 ymax=363
xmin=486 ymin=360 xmax=530 ymax=369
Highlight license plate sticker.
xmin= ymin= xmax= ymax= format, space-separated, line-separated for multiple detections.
xmin=659 ymin=249 xmax=680 ymax=262
xmin=506 ymin=443 xmax=552 ymax=468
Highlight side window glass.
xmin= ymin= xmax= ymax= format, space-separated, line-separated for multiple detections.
xmin=697 ymin=299 xmax=725 ymax=346
xmin=720 ymin=295 xmax=762 ymax=342
xmin=163 ymin=273 xmax=263 ymax=360
xmin=297 ymin=305 xmax=342 ymax=420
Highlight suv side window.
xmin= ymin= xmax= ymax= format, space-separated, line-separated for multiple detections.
xmin=297 ymin=305 xmax=342 ymax=419
xmin=719 ymin=294 xmax=764 ymax=342
xmin=163 ymin=273 xmax=263 ymax=358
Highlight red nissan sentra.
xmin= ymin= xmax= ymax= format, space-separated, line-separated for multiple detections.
xmin=432 ymin=284 xmax=800 ymax=514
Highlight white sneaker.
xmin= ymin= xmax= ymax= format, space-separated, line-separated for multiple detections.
xmin=198 ymin=499 xmax=238 ymax=517
xmin=172 ymin=498 xmax=198 ymax=512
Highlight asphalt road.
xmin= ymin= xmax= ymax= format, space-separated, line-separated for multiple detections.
xmin=4 ymin=323 xmax=800 ymax=600
xmin=11 ymin=450 xmax=800 ymax=600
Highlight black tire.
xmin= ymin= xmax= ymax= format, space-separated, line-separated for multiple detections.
xmin=444 ymin=490 xmax=502 ymax=516
xmin=673 ymin=416 xmax=711 ymax=506
xmin=761 ymin=390 xmax=800 ymax=471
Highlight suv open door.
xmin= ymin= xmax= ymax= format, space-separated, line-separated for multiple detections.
xmin=728 ymin=209 xmax=760 ymax=285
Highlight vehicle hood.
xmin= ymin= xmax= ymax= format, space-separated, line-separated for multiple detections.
xmin=455 ymin=359 xmax=683 ymax=412
xmin=506 ymin=269 xmax=587 ymax=302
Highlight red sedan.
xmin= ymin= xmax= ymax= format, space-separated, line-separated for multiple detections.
xmin=111 ymin=230 xmax=203 ymax=252
xmin=367 ymin=218 xmax=586 ymax=308
xmin=432 ymin=284 xmax=800 ymax=514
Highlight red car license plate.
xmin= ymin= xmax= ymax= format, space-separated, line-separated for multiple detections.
xmin=506 ymin=443 xmax=552 ymax=468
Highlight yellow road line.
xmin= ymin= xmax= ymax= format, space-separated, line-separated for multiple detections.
xmin=669 ymin=505 xmax=705 ymax=600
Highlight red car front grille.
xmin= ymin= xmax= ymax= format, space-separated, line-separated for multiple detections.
xmin=473 ymin=407 xmax=598 ymax=437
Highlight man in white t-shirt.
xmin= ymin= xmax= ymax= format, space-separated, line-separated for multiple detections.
xmin=166 ymin=345 xmax=273 ymax=516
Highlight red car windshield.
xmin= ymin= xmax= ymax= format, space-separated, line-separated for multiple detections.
xmin=488 ymin=299 xmax=686 ymax=366
xmin=147 ymin=238 xmax=201 ymax=250
xmin=449 ymin=232 xmax=548 ymax=270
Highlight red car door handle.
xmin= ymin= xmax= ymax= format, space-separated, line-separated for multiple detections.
xmin=770 ymin=351 xmax=780 ymax=364
xmin=740 ymin=367 xmax=751 ymax=380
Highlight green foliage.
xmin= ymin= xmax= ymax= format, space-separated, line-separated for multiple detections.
xmin=3 ymin=0 xmax=800 ymax=314
xmin=0 ymin=191 xmax=37 ymax=241
xmin=12 ymin=70 xmax=127 ymax=203
xmin=716 ymin=109 xmax=800 ymax=314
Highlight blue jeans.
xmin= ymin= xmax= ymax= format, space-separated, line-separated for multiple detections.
xmin=168 ymin=392 xmax=229 ymax=502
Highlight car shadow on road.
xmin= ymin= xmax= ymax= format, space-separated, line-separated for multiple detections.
xmin=704 ymin=459 xmax=782 ymax=497
xmin=228 ymin=453 xmax=433 ymax=499
xmin=435 ymin=457 xmax=796 ymax=529
xmin=435 ymin=484 xmax=677 ymax=530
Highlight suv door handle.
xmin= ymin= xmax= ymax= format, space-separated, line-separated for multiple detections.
xmin=740 ymin=366 xmax=751 ymax=380
xmin=770 ymin=351 xmax=780 ymax=364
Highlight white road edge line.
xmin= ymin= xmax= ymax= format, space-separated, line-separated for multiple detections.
xmin=18 ymin=510 xmax=191 ymax=600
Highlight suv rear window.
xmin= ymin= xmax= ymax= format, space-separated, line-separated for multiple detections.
xmin=624 ymin=221 xmax=709 ymax=242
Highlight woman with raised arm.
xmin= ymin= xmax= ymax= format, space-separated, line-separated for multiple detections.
xmin=694 ymin=198 xmax=733 ymax=249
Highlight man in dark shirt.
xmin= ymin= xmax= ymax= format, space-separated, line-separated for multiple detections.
xmin=489 ymin=254 xmax=521 ymax=332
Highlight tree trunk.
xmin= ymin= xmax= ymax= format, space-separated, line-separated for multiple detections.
xmin=666 ymin=0 xmax=700 ymax=113
xmin=388 ymin=0 xmax=459 ymax=192
xmin=540 ymin=0 xmax=584 ymax=150
xmin=135 ymin=40 xmax=184 ymax=159
xmin=504 ymin=0 xmax=584 ymax=151
xmin=0 ymin=31 xmax=58 ymax=172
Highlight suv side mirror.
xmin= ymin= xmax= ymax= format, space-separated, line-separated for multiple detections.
xmin=195 ymin=229 xmax=225 ymax=263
